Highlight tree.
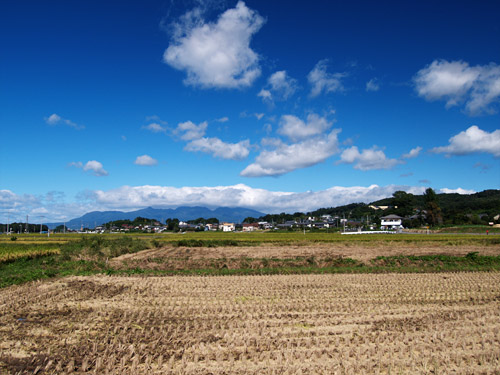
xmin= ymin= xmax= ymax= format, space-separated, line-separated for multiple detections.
xmin=392 ymin=191 xmax=415 ymax=217
xmin=423 ymin=188 xmax=443 ymax=226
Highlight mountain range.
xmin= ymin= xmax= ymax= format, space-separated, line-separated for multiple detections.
xmin=47 ymin=206 xmax=266 ymax=230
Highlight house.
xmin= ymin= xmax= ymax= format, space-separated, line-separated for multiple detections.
xmin=242 ymin=223 xmax=259 ymax=232
xmin=258 ymin=221 xmax=272 ymax=230
xmin=380 ymin=214 xmax=403 ymax=229
xmin=221 ymin=222 xmax=235 ymax=232
xmin=369 ymin=205 xmax=390 ymax=210
xmin=205 ymin=223 xmax=218 ymax=231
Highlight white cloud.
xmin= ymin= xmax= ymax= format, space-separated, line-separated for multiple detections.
xmin=90 ymin=184 xmax=429 ymax=214
xmin=308 ymin=60 xmax=345 ymax=97
xmin=143 ymin=123 xmax=167 ymax=133
xmin=163 ymin=1 xmax=264 ymax=89
xmin=257 ymin=89 xmax=272 ymax=100
xmin=46 ymin=113 xmax=61 ymax=125
xmin=255 ymin=113 xmax=264 ymax=120
xmin=175 ymin=121 xmax=208 ymax=141
xmin=366 ymin=78 xmax=380 ymax=92
xmin=0 ymin=189 xmax=99 ymax=223
xmin=44 ymin=113 xmax=84 ymax=130
xmin=1 ymin=184 xmax=480 ymax=222
xmin=83 ymin=160 xmax=109 ymax=176
xmin=216 ymin=116 xmax=229 ymax=122
xmin=70 ymin=160 xmax=109 ymax=176
xmin=431 ymin=125 xmax=500 ymax=157
xmin=259 ymin=70 xmax=297 ymax=102
xmin=278 ymin=113 xmax=333 ymax=142
xmin=68 ymin=161 xmax=83 ymax=168
xmin=185 ymin=137 xmax=250 ymax=160
xmin=241 ymin=130 xmax=341 ymax=177
xmin=439 ymin=187 xmax=475 ymax=195
xmin=402 ymin=146 xmax=422 ymax=159
xmin=339 ymin=146 xmax=399 ymax=171
xmin=134 ymin=155 xmax=158 ymax=166
xmin=414 ymin=60 xmax=500 ymax=114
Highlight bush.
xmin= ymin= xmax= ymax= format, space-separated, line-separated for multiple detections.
xmin=10 ymin=236 xmax=17 ymax=241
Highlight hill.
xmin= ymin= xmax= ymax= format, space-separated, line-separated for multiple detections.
xmin=47 ymin=206 xmax=266 ymax=230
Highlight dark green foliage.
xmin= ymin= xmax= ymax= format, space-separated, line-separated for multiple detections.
xmin=392 ymin=191 xmax=415 ymax=217
xmin=424 ymin=188 xmax=443 ymax=226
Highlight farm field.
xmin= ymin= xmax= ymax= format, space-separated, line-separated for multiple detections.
xmin=1 ymin=233 xmax=500 ymax=287
xmin=1 ymin=272 xmax=500 ymax=374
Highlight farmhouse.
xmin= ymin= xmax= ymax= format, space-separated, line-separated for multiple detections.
xmin=221 ymin=222 xmax=235 ymax=232
xmin=242 ymin=223 xmax=259 ymax=232
xmin=380 ymin=214 xmax=403 ymax=229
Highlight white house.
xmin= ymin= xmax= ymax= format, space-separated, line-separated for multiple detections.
xmin=221 ymin=222 xmax=235 ymax=232
xmin=380 ymin=214 xmax=403 ymax=229
xmin=242 ymin=223 xmax=259 ymax=232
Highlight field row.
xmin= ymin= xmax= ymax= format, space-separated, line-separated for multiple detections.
xmin=1 ymin=272 xmax=499 ymax=374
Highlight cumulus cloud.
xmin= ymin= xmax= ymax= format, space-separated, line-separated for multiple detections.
xmin=431 ymin=125 xmax=500 ymax=157
xmin=216 ymin=116 xmax=229 ymax=123
xmin=175 ymin=121 xmax=208 ymax=140
xmin=339 ymin=146 xmax=399 ymax=171
xmin=241 ymin=130 xmax=341 ymax=177
xmin=257 ymin=89 xmax=272 ymax=100
xmin=134 ymin=155 xmax=158 ymax=166
xmin=44 ymin=113 xmax=84 ymax=130
xmin=258 ymin=70 xmax=297 ymax=102
xmin=83 ymin=161 xmax=109 ymax=176
xmin=163 ymin=1 xmax=264 ymax=89
xmin=0 ymin=189 xmax=99 ymax=223
xmin=308 ymin=60 xmax=345 ymax=97
xmin=414 ymin=60 xmax=500 ymax=114
xmin=70 ymin=160 xmax=109 ymax=176
xmin=185 ymin=137 xmax=250 ymax=160
xmin=439 ymin=187 xmax=475 ymax=195
xmin=402 ymin=146 xmax=423 ymax=159
xmin=277 ymin=113 xmax=333 ymax=142
xmin=143 ymin=123 xmax=167 ymax=133
xmin=90 ymin=183 xmax=431 ymax=214
xmin=1 ymin=184 xmax=479 ymax=222
xmin=366 ymin=78 xmax=380 ymax=92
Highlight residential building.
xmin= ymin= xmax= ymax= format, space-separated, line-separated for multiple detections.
xmin=380 ymin=214 xmax=403 ymax=229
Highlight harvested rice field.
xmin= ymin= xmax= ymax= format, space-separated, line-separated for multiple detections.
xmin=111 ymin=240 xmax=500 ymax=269
xmin=1 ymin=272 xmax=500 ymax=374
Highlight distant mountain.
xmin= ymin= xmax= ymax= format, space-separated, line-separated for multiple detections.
xmin=47 ymin=206 xmax=266 ymax=229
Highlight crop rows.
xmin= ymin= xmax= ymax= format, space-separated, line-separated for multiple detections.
xmin=0 ymin=243 xmax=60 ymax=262
xmin=1 ymin=272 xmax=500 ymax=374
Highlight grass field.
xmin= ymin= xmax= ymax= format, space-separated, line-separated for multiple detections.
xmin=1 ymin=272 xmax=499 ymax=374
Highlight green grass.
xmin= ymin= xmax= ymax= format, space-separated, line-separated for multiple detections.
xmin=1 ymin=234 xmax=500 ymax=288
xmin=2 ymin=231 xmax=499 ymax=246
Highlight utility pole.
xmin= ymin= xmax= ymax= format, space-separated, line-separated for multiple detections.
xmin=26 ymin=215 xmax=29 ymax=233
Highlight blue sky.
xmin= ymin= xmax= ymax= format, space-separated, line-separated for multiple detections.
xmin=1 ymin=0 xmax=499 ymax=221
